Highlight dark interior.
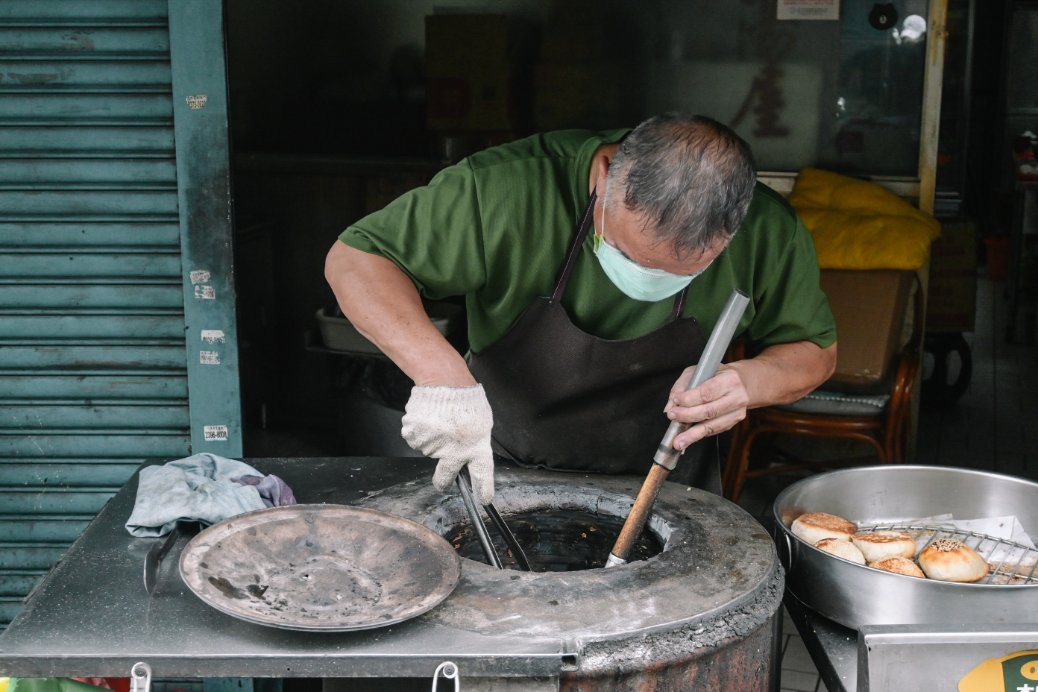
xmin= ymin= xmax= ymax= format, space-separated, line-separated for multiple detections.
xmin=222 ymin=0 xmax=1012 ymax=458
xmin=445 ymin=509 xmax=664 ymax=570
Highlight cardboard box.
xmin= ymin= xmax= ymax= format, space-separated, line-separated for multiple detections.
xmin=538 ymin=1 xmax=611 ymax=63
xmin=426 ymin=68 xmax=515 ymax=132
xmin=533 ymin=61 xmax=637 ymax=131
xmin=821 ymin=269 xmax=915 ymax=394
xmin=425 ymin=15 xmax=516 ymax=132
xmin=927 ymin=220 xmax=977 ymax=333
xmin=425 ymin=14 xmax=510 ymax=71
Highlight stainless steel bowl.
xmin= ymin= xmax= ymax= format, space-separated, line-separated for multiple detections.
xmin=773 ymin=465 xmax=1038 ymax=629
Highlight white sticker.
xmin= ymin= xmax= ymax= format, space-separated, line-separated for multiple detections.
xmin=777 ymin=0 xmax=839 ymax=20
xmin=203 ymin=424 xmax=229 ymax=441
xmin=194 ymin=285 xmax=216 ymax=300
xmin=200 ymin=350 xmax=221 ymax=365
xmin=190 ymin=270 xmax=211 ymax=285
xmin=186 ymin=94 xmax=208 ymax=110
xmin=201 ymin=330 xmax=226 ymax=344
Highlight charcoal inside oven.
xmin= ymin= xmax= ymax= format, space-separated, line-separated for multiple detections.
xmin=444 ymin=509 xmax=663 ymax=571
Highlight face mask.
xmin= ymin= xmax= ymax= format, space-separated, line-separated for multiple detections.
xmin=593 ymin=201 xmax=706 ymax=302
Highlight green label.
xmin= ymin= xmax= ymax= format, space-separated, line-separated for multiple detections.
xmin=960 ymin=650 xmax=1038 ymax=692
xmin=1002 ymin=652 xmax=1038 ymax=691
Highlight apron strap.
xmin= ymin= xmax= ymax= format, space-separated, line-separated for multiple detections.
xmin=551 ymin=189 xmax=690 ymax=316
xmin=671 ymin=285 xmax=687 ymax=319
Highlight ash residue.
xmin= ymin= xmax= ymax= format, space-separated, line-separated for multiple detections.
xmin=574 ymin=567 xmax=785 ymax=675
xmin=207 ymin=575 xmax=247 ymax=600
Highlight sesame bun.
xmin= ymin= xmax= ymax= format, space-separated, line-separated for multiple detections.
xmin=869 ymin=556 xmax=926 ymax=578
xmin=918 ymin=539 xmax=990 ymax=583
xmin=815 ymin=537 xmax=866 ymax=564
xmin=851 ymin=530 xmax=917 ymax=562
xmin=791 ymin=512 xmax=857 ymax=545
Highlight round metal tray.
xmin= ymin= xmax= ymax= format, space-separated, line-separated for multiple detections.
xmin=180 ymin=504 xmax=462 ymax=632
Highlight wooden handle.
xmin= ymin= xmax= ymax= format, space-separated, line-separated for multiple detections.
xmin=608 ymin=464 xmax=670 ymax=564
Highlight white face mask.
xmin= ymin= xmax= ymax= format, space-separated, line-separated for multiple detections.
xmin=593 ymin=199 xmax=708 ymax=302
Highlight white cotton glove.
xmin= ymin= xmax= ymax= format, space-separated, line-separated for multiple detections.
xmin=400 ymin=384 xmax=495 ymax=504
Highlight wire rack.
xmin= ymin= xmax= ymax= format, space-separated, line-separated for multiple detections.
xmin=859 ymin=523 xmax=1038 ymax=585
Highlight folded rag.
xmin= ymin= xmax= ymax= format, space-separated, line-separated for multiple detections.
xmin=125 ymin=453 xmax=297 ymax=537
xmin=232 ymin=472 xmax=296 ymax=507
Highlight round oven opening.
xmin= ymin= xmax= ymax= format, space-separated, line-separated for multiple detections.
xmin=362 ymin=471 xmax=783 ymax=690
xmin=443 ymin=508 xmax=666 ymax=571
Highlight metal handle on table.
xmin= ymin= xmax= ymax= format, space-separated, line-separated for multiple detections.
xmin=143 ymin=521 xmax=199 ymax=594
xmin=431 ymin=660 xmax=460 ymax=690
xmin=130 ymin=662 xmax=152 ymax=692
xmin=143 ymin=524 xmax=181 ymax=594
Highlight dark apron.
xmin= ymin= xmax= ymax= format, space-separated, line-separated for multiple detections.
xmin=468 ymin=192 xmax=722 ymax=492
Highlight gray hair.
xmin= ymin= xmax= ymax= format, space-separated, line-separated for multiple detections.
xmin=604 ymin=113 xmax=757 ymax=259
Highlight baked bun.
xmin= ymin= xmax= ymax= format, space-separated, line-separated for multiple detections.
xmin=869 ymin=556 xmax=926 ymax=578
xmin=815 ymin=537 xmax=866 ymax=564
xmin=918 ymin=539 xmax=990 ymax=583
xmin=791 ymin=512 xmax=857 ymax=544
xmin=851 ymin=530 xmax=917 ymax=562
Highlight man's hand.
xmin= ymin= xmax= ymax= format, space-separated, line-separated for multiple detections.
xmin=664 ymin=340 xmax=837 ymax=452
xmin=401 ymin=384 xmax=495 ymax=504
xmin=664 ymin=365 xmax=750 ymax=452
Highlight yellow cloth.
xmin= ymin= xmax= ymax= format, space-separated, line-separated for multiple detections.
xmin=788 ymin=167 xmax=941 ymax=270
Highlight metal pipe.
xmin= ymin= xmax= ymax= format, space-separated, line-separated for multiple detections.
xmin=653 ymin=289 xmax=751 ymax=472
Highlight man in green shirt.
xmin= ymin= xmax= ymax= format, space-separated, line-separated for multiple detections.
xmin=326 ymin=113 xmax=837 ymax=504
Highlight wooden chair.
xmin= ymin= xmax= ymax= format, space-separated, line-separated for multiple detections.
xmin=723 ymin=269 xmax=924 ymax=502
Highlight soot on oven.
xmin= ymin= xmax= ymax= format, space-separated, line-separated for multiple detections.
xmin=444 ymin=509 xmax=663 ymax=571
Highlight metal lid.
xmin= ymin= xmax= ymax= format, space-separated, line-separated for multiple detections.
xmin=180 ymin=504 xmax=462 ymax=631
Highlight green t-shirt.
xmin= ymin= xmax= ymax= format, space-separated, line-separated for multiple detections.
xmin=340 ymin=129 xmax=836 ymax=354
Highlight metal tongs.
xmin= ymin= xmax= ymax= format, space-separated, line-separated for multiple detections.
xmin=455 ymin=467 xmax=533 ymax=570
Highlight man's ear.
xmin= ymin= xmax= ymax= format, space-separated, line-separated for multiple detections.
xmin=593 ymin=155 xmax=610 ymax=198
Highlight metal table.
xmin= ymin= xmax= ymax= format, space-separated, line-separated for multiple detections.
xmin=785 ymin=589 xmax=1038 ymax=691
xmin=0 ymin=457 xmax=564 ymax=684
xmin=784 ymin=595 xmax=859 ymax=691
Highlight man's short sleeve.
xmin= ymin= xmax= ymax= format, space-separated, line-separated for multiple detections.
xmin=338 ymin=163 xmax=487 ymax=300
xmin=746 ymin=214 xmax=837 ymax=349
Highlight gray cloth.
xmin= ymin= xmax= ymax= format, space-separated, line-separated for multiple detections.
xmin=125 ymin=453 xmax=297 ymax=537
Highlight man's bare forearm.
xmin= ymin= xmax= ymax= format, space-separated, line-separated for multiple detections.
xmin=729 ymin=340 xmax=838 ymax=409
xmin=665 ymin=339 xmax=837 ymax=450
xmin=324 ymin=241 xmax=475 ymax=386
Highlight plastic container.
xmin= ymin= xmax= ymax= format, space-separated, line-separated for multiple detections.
xmin=315 ymin=303 xmax=462 ymax=354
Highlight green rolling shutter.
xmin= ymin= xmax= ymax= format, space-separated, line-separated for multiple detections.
xmin=0 ymin=0 xmax=241 ymax=629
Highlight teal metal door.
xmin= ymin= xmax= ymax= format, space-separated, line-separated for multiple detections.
xmin=0 ymin=0 xmax=241 ymax=629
